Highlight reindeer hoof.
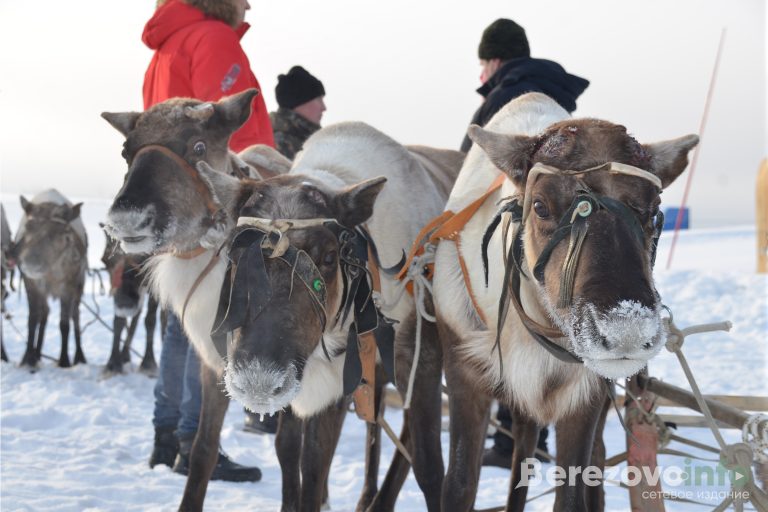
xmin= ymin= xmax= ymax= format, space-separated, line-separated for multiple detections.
xmin=58 ymin=357 xmax=72 ymax=368
xmin=139 ymin=358 xmax=158 ymax=377
xmin=19 ymin=352 xmax=39 ymax=370
xmin=104 ymin=359 xmax=123 ymax=375
xmin=74 ymin=353 xmax=87 ymax=365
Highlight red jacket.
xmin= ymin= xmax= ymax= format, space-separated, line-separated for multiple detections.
xmin=142 ymin=0 xmax=274 ymax=152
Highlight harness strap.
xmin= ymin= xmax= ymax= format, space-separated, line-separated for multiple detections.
xmin=181 ymin=250 xmax=221 ymax=328
xmin=396 ymin=174 xmax=507 ymax=324
xmin=134 ymin=145 xmax=220 ymax=217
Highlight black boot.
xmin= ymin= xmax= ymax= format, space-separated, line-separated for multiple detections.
xmin=149 ymin=426 xmax=178 ymax=469
xmin=243 ymin=409 xmax=278 ymax=435
xmin=172 ymin=438 xmax=262 ymax=482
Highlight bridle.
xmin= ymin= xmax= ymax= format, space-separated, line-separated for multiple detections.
xmin=210 ymin=216 xmax=397 ymax=395
xmin=482 ymin=161 xmax=666 ymax=367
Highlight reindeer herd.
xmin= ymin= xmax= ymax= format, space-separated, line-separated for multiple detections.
xmin=0 ymin=88 xmax=698 ymax=512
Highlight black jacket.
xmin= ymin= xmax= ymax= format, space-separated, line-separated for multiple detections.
xmin=460 ymin=57 xmax=589 ymax=152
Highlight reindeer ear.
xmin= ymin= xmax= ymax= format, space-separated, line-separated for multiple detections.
xmin=20 ymin=196 xmax=32 ymax=213
xmin=68 ymin=203 xmax=83 ymax=221
xmin=333 ymin=177 xmax=387 ymax=228
xmin=236 ymin=144 xmax=292 ymax=178
xmin=214 ymin=88 xmax=260 ymax=133
xmin=467 ymin=125 xmax=535 ymax=186
xmin=644 ymin=134 xmax=699 ymax=189
xmin=101 ymin=111 xmax=141 ymax=137
xmin=196 ymin=161 xmax=242 ymax=207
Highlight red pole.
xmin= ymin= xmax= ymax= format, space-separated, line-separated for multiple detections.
xmin=665 ymin=28 xmax=726 ymax=270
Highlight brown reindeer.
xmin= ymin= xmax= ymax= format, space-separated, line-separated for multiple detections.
xmin=100 ymin=232 xmax=165 ymax=375
xmin=205 ymin=121 xmax=462 ymax=512
xmin=431 ymin=93 xmax=699 ymax=511
xmin=13 ymin=190 xmax=88 ymax=368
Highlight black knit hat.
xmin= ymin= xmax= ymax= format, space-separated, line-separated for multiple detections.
xmin=478 ymin=18 xmax=530 ymax=60
xmin=275 ymin=66 xmax=325 ymax=109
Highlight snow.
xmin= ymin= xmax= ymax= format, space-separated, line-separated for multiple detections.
xmin=1 ymin=195 xmax=766 ymax=511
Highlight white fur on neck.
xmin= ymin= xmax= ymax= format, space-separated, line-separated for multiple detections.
xmin=145 ymin=251 xmax=228 ymax=371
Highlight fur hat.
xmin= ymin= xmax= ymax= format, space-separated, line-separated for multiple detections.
xmin=478 ymin=18 xmax=530 ymax=61
xmin=156 ymin=0 xmax=240 ymax=28
xmin=275 ymin=66 xmax=325 ymax=109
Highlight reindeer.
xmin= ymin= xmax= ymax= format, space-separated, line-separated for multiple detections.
xmin=2 ymin=203 xmax=13 ymax=362
xmin=100 ymin=89 xmax=309 ymax=511
xmin=203 ymin=122 xmax=463 ymax=512
xmin=102 ymin=93 xmax=462 ymax=510
xmin=13 ymin=190 xmax=88 ymax=368
xmin=100 ymin=232 xmax=165 ymax=375
xmin=430 ymin=93 xmax=699 ymax=511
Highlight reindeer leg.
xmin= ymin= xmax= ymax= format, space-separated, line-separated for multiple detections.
xmin=121 ymin=312 xmax=141 ymax=364
xmin=403 ymin=316 xmax=444 ymax=512
xmin=57 ymin=295 xmax=72 ymax=368
xmin=370 ymin=312 xmax=444 ymax=512
xmin=300 ymin=399 xmax=346 ymax=512
xmin=505 ymin=408 xmax=539 ymax=511
xmin=276 ymin=409 xmax=302 ymax=512
xmin=552 ymin=387 xmax=607 ymax=512
xmin=440 ymin=322 xmax=491 ymax=512
xmin=366 ymin=414 xmax=409 ymax=512
xmin=21 ymin=282 xmax=42 ymax=368
xmin=36 ymin=299 xmax=49 ymax=364
xmin=140 ymin=296 xmax=159 ymax=374
xmin=106 ymin=315 xmax=127 ymax=373
xmin=72 ymin=295 xmax=85 ymax=365
xmin=178 ymin=364 xmax=228 ymax=512
xmin=585 ymin=395 xmax=610 ymax=512
xmin=357 ymin=374 xmax=386 ymax=512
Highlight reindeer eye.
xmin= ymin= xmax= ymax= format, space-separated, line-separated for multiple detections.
xmin=323 ymin=251 xmax=337 ymax=266
xmin=533 ymin=200 xmax=550 ymax=218
xmin=193 ymin=141 xmax=206 ymax=156
xmin=312 ymin=278 xmax=324 ymax=292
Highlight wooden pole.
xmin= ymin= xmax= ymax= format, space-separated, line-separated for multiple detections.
xmin=758 ymin=158 xmax=768 ymax=273
xmin=666 ymin=28 xmax=726 ymax=270
xmin=626 ymin=372 xmax=666 ymax=512
xmin=636 ymin=375 xmax=750 ymax=429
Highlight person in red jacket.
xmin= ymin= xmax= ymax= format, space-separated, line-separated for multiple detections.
xmin=142 ymin=0 xmax=274 ymax=152
xmin=145 ymin=0 xmax=269 ymax=483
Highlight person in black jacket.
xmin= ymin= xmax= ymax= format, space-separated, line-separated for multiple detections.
xmin=464 ymin=18 xmax=589 ymax=469
xmin=460 ymin=18 xmax=589 ymax=153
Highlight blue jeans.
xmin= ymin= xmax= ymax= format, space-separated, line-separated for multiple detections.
xmin=152 ymin=312 xmax=201 ymax=440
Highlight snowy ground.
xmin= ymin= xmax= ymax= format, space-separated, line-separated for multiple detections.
xmin=1 ymin=195 xmax=766 ymax=511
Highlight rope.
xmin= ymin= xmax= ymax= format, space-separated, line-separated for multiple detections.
xmin=376 ymin=415 xmax=412 ymax=465
xmin=742 ymin=414 xmax=768 ymax=463
xmin=380 ymin=244 xmax=436 ymax=410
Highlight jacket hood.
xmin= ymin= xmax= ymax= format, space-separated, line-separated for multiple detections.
xmin=144 ymin=0 xmax=247 ymax=49
xmin=479 ymin=57 xmax=589 ymax=112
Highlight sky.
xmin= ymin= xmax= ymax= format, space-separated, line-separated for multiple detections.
xmin=1 ymin=197 xmax=766 ymax=510
xmin=0 ymin=0 xmax=766 ymax=227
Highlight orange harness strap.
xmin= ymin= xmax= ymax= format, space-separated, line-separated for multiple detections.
xmin=396 ymin=174 xmax=507 ymax=325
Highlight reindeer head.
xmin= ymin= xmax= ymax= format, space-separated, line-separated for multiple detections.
xmin=469 ymin=119 xmax=699 ymax=379
xmin=102 ymin=89 xmax=258 ymax=254
xmin=204 ymin=170 xmax=386 ymax=414
xmin=16 ymin=198 xmax=84 ymax=280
